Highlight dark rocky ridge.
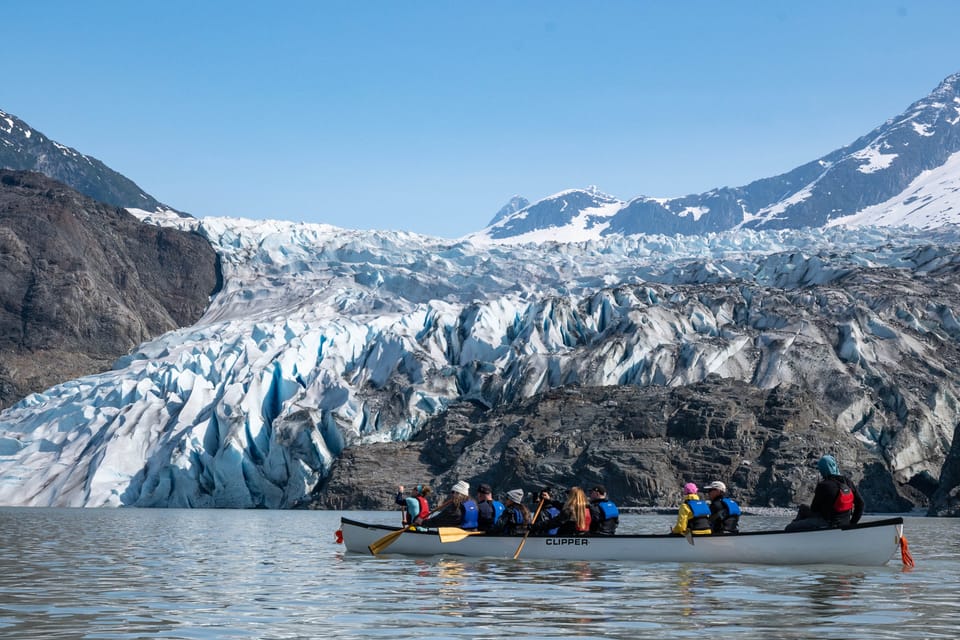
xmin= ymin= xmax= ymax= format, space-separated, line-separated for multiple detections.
xmin=0 ymin=170 xmax=220 ymax=408
xmin=311 ymin=377 xmax=923 ymax=514
xmin=1 ymin=108 xmax=171 ymax=213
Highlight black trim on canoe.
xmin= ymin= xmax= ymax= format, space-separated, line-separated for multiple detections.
xmin=339 ymin=516 xmax=904 ymax=539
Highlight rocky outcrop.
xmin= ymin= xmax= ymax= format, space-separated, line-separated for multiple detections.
xmin=929 ymin=422 xmax=960 ymax=516
xmin=0 ymin=170 xmax=220 ymax=408
xmin=312 ymin=376 xmax=918 ymax=513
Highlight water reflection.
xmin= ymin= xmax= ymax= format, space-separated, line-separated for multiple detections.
xmin=1 ymin=509 xmax=958 ymax=639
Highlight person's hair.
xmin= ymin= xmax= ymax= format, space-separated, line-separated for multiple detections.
xmin=564 ymin=487 xmax=589 ymax=530
xmin=420 ymin=486 xmax=432 ymax=497
xmin=516 ymin=502 xmax=532 ymax=525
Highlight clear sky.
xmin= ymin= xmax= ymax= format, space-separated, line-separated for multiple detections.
xmin=3 ymin=1 xmax=960 ymax=238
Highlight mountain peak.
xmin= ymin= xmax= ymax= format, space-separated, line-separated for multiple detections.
xmin=0 ymin=107 xmax=174 ymax=213
xmin=477 ymin=70 xmax=960 ymax=242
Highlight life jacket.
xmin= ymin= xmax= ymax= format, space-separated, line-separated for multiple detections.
xmin=416 ymin=495 xmax=430 ymax=520
xmin=686 ymin=498 xmax=712 ymax=531
xmin=719 ymin=498 xmax=741 ymax=533
xmin=832 ymin=480 xmax=854 ymax=514
xmin=460 ymin=499 xmax=479 ymax=530
xmin=492 ymin=500 xmax=505 ymax=523
xmin=721 ymin=498 xmax=741 ymax=516
xmin=541 ymin=505 xmax=561 ymax=535
xmin=596 ymin=500 xmax=619 ymax=520
xmin=593 ymin=500 xmax=620 ymax=534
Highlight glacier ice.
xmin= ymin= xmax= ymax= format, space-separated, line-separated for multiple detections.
xmin=1 ymin=213 xmax=959 ymax=507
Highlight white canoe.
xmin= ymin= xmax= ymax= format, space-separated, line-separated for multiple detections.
xmin=338 ymin=516 xmax=907 ymax=566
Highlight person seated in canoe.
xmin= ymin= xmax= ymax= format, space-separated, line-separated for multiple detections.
xmin=785 ymin=455 xmax=865 ymax=532
xmin=703 ymin=480 xmax=740 ymax=534
xmin=533 ymin=486 xmax=592 ymax=536
xmin=671 ymin=482 xmax=712 ymax=536
xmin=394 ymin=484 xmax=432 ymax=526
xmin=475 ymin=483 xmax=505 ymax=532
xmin=588 ymin=485 xmax=620 ymax=535
xmin=421 ymin=481 xmax=479 ymax=530
xmin=492 ymin=489 xmax=531 ymax=535
xmin=533 ymin=488 xmax=562 ymax=535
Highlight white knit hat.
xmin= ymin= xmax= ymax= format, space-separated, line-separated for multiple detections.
xmin=506 ymin=489 xmax=524 ymax=503
xmin=451 ymin=480 xmax=470 ymax=496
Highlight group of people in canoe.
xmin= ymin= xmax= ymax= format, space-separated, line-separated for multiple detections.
xmin=394 ymin=454 xmax=865 ymax=537
xmin=395 ymin=482 xmax=620 ymax=536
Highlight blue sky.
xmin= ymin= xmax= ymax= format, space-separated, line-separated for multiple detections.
xmin=3 ymin=1 xmax=960 ymax=238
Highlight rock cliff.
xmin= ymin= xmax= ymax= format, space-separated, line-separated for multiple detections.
xmin=0 ymin=170 xmax=220 ymax=408
xmin=313 ymin=377 xmax=927 ymax=514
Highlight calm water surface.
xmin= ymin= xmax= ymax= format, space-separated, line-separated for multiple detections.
xmin=0 ymin=508 xmax=956 ymax=639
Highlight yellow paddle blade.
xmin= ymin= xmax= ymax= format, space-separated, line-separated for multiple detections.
xmin=368 ymin=527 xmax=411 ymax=556
xmin=437 ymin=527 xmax=485 ymax=543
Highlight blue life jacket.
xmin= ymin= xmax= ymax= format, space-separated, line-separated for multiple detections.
xmin=686 ymin=498 xmax=711 ymax=531
xmin=543 ymin=505 xmax=560 ymax=535
xmin=721 ymin=498 xmax=741 ymax=516
xmin=461 ymin=499 xmax=479 ymax=530
xmin=492 ymin=500 xmax=505 ymax=523
xmin=597 ymin=500 xmax=619 ymax=520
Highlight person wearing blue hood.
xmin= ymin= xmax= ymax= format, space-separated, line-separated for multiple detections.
xmin=785 ymin=455 xmax=865 ymax=532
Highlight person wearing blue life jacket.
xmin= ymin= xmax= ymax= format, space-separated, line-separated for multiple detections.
xmin=671 ymin=482 xmax=712 ymax=536
xmin=493 ymin=489 xmax=531 ymax=535
xmin=533 ymin=489 xmax=562 ymax=535
xmin=475 ymin=483 xmax=505 ymax=532
xmin=785 ymin=455 xmax=865 ymax=532
xmin=703 ymin=480 xmax=741 ymax=534
xmin=423 ymin=480 xmax=479 ymax=530
xmin=588 ymin=485 xmax=620 ymax=535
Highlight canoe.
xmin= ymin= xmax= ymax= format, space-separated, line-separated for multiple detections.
xmin=338 ymin=516 xmax=907 ymax=566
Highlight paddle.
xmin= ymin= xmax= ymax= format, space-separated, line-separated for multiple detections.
xmin=513 ymin=498 xmax=546 ymax=559
xmin=437 ymin=527 xmax=487 ymax=543
xmin=368 ymin=526 xmax=414 ymax=556
xmin=684 ymin=529 xmax=695 ymax=546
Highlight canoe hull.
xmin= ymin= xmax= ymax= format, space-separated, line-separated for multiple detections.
xmin=339 ymin=516 xmax=904 ymax=566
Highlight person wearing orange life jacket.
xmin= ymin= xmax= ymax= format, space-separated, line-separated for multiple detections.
xmin=785 ymin=455 xmax=865 ymax=532
xmin=671 ymin=482 xmax=712 ymax=536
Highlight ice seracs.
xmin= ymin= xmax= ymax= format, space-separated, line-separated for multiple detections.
xmin=1 ymin=213 xmax=959 ymax=508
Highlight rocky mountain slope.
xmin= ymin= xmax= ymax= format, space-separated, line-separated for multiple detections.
xmin=1 ymin=108 xmax=173 ymax=213
xmin=0 ymin=170 xmax=220 ymax=408
xmin=315 ymin=377 xmax=918 ymax=514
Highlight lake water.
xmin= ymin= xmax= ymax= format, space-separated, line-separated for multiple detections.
xmin=0 ymin=508 xmax=956 ymax=639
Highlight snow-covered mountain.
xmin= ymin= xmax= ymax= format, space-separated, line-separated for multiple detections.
xmin=475 ymin=72 xmax=960 ymax=243
xmin=1 ymin=210 xmax=958 ymax=508
xmin=0 ymin=108 xmax=174 ymax=213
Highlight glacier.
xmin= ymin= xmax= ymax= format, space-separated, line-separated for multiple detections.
xmin=1 ymin=212 xmax=959 ymax=507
